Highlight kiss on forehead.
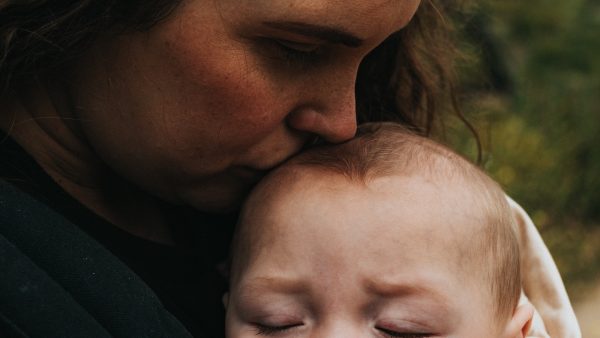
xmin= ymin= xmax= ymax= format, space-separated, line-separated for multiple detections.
xmin=225 ymin=125 xmax=531 ymax=337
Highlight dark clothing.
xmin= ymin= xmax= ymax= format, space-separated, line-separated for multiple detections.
xmin=0 ymin=136 xmax=234 ymax=337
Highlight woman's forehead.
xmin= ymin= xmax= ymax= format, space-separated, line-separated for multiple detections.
xmin=217 ymin=0 xmax=421 ymax=36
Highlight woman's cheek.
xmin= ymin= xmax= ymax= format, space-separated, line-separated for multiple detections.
xmin=157 ymin=46 xmax=286 ymax=153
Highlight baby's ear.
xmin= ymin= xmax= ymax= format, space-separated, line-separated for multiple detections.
xmin=502 ymin=303 xmax=534 ymax=338
xmin=222 ymin=292 xmax=230 ymax=309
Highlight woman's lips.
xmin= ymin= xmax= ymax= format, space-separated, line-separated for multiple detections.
xmin=230 ymin=166 xmax=269 ymax=181
xmin=237 ymin=136 xmax=311 ymax=172
xmin=246 ymin=146 xmax=309 ymax=171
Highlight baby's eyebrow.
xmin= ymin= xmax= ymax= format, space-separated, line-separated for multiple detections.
xmin=363 ymin=278 xmax=457 ymax=321
xmin=240 ymin=276 xmax=310 ymax=294
xmin=364 ymin=277 xmax=452 ymax=307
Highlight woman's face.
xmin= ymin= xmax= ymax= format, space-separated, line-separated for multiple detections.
xmin=70 ymin=0 xmax=421 ymax=211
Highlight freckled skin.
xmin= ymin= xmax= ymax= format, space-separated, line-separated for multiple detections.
xmin=67 ymin=0 xmax=421 ymax=211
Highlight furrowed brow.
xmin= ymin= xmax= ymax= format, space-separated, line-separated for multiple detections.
xmin=364 ymin=278 xmax=450 ymax=307
xmin=241 ymin=276 xmax=310 ymax=294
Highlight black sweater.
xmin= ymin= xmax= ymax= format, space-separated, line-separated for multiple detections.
xmin=0 ymin=136 xmax=234 ymax=337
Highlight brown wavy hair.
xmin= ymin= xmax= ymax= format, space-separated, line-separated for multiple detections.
xmin=0 ymin=0 xmax=477 ymax=150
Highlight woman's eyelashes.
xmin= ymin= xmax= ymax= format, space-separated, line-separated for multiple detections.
xmin=267 ymin=38 xmax=325 ymax=66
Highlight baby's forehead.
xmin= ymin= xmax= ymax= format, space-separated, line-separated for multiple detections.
xmin=252 ymin=164 xmax=474 ymax=213
xmin=241 ymin=166 xmax=480 ymax=254
xmin=234 ymin=166 xmax=492 ymax=292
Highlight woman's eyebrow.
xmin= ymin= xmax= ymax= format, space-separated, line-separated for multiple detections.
xmin=261 ymin=21 xmax=364 ymax=47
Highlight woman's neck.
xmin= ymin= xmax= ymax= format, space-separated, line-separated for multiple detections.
xmin=0 ymin=78 xmax=176 ymax=245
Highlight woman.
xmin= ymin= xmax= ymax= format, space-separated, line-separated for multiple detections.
xmin=0 ymin=1 xmax=579 ymax=337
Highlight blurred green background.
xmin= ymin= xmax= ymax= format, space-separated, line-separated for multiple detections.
xmin=444 ymin=0 xmax=599 ymax=328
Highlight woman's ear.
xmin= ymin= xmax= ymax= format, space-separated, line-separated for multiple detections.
xmin=502 ymin=303 xmax=534 ymax=338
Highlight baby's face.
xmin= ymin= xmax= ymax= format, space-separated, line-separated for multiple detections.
xmin=226 ymin=171 xmax=502 ymax=337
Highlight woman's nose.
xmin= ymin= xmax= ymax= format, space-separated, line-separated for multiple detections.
xmin=286 ymin=86 xmax=357 ymax=144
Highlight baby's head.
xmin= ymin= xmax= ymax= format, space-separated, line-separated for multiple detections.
xmin=226 ymin=123 xmax=533 ymax=337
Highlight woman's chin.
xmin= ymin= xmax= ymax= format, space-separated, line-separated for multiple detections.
xmin=176 ymin=175 xmax=258 ymax=214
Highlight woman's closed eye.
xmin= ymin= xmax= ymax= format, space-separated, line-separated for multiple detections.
xmin=269 ymin=38 xmax=323 ymax=65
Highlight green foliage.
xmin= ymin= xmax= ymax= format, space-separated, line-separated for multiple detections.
xmin=448 ymin=0 xmax=600 ymax=298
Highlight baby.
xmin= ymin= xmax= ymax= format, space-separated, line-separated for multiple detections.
xmin=224 ymin=123 xmax=534 ymax=337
